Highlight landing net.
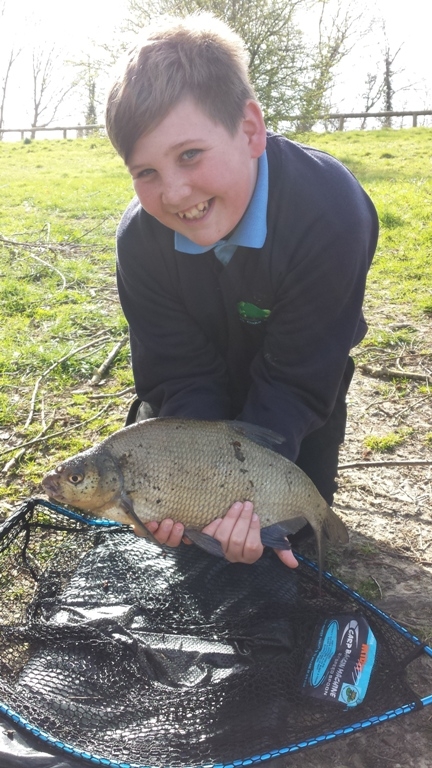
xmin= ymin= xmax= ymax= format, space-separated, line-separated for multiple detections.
xmin=0 ymin=498 xmax=431 ymax=767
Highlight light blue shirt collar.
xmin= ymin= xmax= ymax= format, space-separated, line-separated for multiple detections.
xmin=174 ymin=151 xmax=268 ymax=264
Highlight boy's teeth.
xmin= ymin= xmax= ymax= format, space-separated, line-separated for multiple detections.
xmin=178 ymin=200 xmax=209 ymax=220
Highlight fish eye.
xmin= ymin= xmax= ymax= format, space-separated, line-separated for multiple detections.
xmin=68 ymin=473 xmax=84 ymax=485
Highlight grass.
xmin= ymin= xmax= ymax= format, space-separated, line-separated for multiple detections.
xmin=354 ymin=577 xmax=382 ymax=602
xmin=0 ymin=128 xmax=431 ymax=506
xmin=0 ymin=138 xmax=133 ymax=503
xmin=363 ymin=430 xmax=411 ymax=453
xmin=292 ymin=128 xmax=432 ymax=318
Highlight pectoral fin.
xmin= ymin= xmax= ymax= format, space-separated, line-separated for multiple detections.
xmin=118 ymin=492 xmax=157 ymax=542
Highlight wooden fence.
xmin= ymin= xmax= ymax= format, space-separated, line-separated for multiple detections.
xmin=288 ymin=110 xmax=432 ymax=131
xmin=1 ymin=110 xmax=432 ymax=139
xmin=0 ymin=125 xmax=107 ymax=140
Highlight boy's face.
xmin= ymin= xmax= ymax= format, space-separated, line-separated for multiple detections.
xmin=128 ymin=98 xmax=266 ymax=247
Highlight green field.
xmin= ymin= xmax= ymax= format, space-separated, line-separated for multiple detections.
xmin=0 ymin=129 xmax=431 ymax=504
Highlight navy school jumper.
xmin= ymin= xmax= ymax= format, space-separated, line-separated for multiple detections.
xmin=116 ymin=132 xmax=379 ymax=501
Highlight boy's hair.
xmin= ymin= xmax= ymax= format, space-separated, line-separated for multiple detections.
xmin=105 ymin=13 xmax=256 ymax=163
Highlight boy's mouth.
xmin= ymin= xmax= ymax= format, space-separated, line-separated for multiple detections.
xmin=177 ymin=199 xmax=211 ymax=220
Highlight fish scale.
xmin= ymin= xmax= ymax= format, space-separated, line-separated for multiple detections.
xmin=42 ymin=418 xmax=349 ymax=579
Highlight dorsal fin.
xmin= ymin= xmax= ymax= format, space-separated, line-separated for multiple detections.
xmin=228 ymin=421 xmax=285 ymax=450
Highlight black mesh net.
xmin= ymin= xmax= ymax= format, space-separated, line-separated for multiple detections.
xmin=0 ymin=498 xmax=430 ymax=767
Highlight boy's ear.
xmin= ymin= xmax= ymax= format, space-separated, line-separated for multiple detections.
xmin=241 ymin=100 xmax=267 ymax=158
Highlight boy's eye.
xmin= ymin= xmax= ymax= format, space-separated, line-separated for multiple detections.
xmin=181 ymin=149 xmax=201 ymax=161
xmin=135 ymin=168 xmax=155 ymax=179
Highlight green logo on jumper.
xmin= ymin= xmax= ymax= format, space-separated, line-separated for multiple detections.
xmin=237 ymin=302 xmax=271 ymax=324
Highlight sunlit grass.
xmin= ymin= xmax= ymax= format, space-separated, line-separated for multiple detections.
xmin=363 ymin=429 xmax=413 ymax=453
xmin=292 ymin=128 xmax=432 ymax=316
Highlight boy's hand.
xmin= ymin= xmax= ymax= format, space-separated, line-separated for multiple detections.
xmin=203 ymin=502 xmax=298 ymax=568
xmin=145 ymin=503 xmax=298 ymax=569
xmin=201 ymin=501 xmax=263 ymax=563
xmin=144 ymin=518 xmax=185 ymax=548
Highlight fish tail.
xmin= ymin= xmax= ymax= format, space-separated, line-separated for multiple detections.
xmin=314 ymin=505 xmax=348 ymax=593
xmin=322 ymin=505 xmax=349 ymax=545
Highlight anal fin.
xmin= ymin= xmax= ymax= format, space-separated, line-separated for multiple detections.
xmin=260 ymin=518 xmax=308 ymax=550
xmin=260 ymin=516 xmax=308 ymax=549
xmin=184 ymin=528 xmax=225 ymax=558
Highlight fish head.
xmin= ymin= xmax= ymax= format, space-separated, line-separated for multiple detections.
xmin=41 ymin=447 xmax=122 ymax=515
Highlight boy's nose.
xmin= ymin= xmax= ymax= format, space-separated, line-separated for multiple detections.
xmin=161 ymin=175 xmax=192 ymax=208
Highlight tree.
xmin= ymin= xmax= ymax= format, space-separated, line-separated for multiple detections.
xmin=360 ymin=24 xmax=413 ymax=129
xmin=30 ymin=44 xmax=77 ymax=138
xmin=0 ymin=1 xmax=21 ymax=138
xmin=71 ymin=53 xmax=109 ymax=137
xmin=359 ymin=72 xmax=385 ymax=129
xmin=0 ymin=46 xmax=20 ymax=139
xmin=122 ymin=0 xmax=308 ymax=128
xmin=118 ymin=0 xmax=370 ymax=131
xmin=124 ymin=0 xmax=368 ymax=129
xmin=86 ymin=81 xmax=97 ymax=127
xmin=381 ymin=42 xmax=403 ymax=127
xmin=81 ymin=56 xmax=99 ymax=135
xmin=294 ymin=0 xmax=370 ymax=131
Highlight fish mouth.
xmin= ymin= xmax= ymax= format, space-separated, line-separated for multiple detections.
xmin=41 ymin=476 xmax=62 ymax=499
xmin=177 ymin=199 xmax=212 ymax=221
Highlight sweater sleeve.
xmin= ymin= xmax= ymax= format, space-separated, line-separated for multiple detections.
xmin=116 ymin=202 xmax=232 ymax=419
xmin=239 ymin=146 xmax=378 ymax=461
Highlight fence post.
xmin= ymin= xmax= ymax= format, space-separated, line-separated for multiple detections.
xmin=338 ymin=116 xmax=345 ymax=131
xmin=412 ymin=114 xmax=418 ymax=127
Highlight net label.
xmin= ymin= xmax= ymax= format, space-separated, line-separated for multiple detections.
xmin=301 ymin=614 xmax=377 ymax=707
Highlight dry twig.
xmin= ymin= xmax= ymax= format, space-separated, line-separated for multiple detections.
xmin=19 ymin=249 xmax=66 ymax=289
xmin=89 ymin=336 xmax=128 ymax=386
xmin=90 ymin=386 xmax=135 ymax=399
xmin=370 ymin=575 xmax=383 ymax=599
xmin=0 ymin=404 xmax=111 ymax=459
xmin=339 ymin=459 xmax=432 ymax=469
xmin=1 ymin=416 xmax=56 ymax=469
xmin=24 ymin=334 xmax=111 ymax=428
xmin=0 ymin=233 xmax=106 ymax=253
xmin=359 ymin=364 xmax=431 ymax=382
xmin=1 ymin=449 xmax=26 ymax=475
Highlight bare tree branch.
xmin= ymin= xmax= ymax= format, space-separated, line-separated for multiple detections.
xmin=0 ymin=2 xmax=21 ymax=137
xmin=360 ymin=21 xmax=417 ymax=128
xmin=30 ymin=44 xmax=77 ymax=137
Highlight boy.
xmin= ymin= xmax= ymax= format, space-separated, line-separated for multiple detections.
xmin=106 ymin=14 xmax=378 ymax=568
